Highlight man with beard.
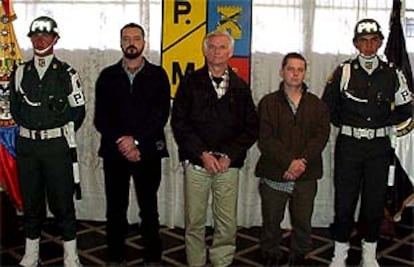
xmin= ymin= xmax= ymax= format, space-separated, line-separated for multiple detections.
xmin=94 ymin=23 xmax=170 ymax=266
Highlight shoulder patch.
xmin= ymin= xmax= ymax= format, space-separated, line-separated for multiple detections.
xmin=66 ymin=66 xmax=85 ymax=107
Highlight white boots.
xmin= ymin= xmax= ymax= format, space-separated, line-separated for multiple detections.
xmin=329 ymin=241 xmax=349 ymax=267
xmin=329 ymin=240 xmax=380 ymax=267
xmin=19 ymin=238 xmax=81 ymax=267
xmin=63 ymin=239 xmax=82 ymax=267
xmin=19 ymin=238 xmax=40 ymax=267
xmin=361 ymin=240 xmax=379 ymax=267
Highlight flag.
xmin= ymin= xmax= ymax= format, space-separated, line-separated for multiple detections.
xmin=384 ymin=0 xmax=414 ymax=224
xmin=385 ymin=0 xmax=413 ymax=93
xmin=392 ymin=118 xmax=414 ymax=222
xmin=0 ymin=0 xmax=23 ymax=210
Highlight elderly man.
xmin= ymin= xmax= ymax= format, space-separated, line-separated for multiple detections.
xmin=171 ymin=30 xmax=258 ymax=267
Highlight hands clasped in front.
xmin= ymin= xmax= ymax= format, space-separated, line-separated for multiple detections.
xmin=116 ymin=136 xmax=141 ymax=162
xmin=200 ymin=151 xmax=231 ymax=174
xmin=283 ymin=158 xmax=307 ymax=181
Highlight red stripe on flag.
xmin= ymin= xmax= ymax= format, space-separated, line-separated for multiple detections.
xmin=0 ymin=143 xmax=22 ymax=210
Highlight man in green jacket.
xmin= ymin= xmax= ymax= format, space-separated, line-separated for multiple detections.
xmin=256 ymin=52 xmax=330 ymax=266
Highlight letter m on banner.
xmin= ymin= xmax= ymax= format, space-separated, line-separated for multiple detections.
xmin=161 ymin=0 xmax=252 ymax=97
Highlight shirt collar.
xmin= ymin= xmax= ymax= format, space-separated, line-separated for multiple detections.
xmin=122 ymin=58 xmax=145 ymax=75
xmin=34 ymin=54 xmax=53 ymax=69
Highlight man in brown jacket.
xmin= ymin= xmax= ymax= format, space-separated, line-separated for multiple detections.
xmin=255 ymin=52 xmax=330 ymax=266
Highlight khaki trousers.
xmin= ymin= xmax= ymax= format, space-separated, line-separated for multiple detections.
xmin=184 ymin=163 xmax=239 ymax=267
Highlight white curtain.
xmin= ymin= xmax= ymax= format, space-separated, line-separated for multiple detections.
xmin=11 ymin=0 xmax=410 ymax=228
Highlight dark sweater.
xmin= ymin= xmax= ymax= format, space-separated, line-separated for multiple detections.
xmin=94 ymin=58 xmax=170 ymax=160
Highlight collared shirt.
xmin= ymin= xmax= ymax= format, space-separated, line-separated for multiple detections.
xmin=122 ymin=59 xmax=145 ymax=85
xmin=34 ymin=54 xmax=53 ymax=79
xmin=358 ymin=55 xmax=379 ymax=75
xmin=209 ymin=70 xmax=229 ymax=99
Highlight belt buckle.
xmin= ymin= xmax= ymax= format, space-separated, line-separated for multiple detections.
xmin=34 ymin=130 xmax=42 ymax=140
xmin=35 ymin=130 xmax=48 ymax=140
xmin=360 ymin=128 xmax=374 ymax=139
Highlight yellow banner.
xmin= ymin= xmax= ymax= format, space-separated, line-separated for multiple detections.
xmin=162 ymin=0 xmax=207 ymax=97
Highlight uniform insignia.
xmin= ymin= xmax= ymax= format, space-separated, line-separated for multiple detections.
xmin=53 ymin=63 xmax=58 ymax=69
xmin=38 ymin=58 xmax=45 ymax=67
xmin=353 ymin=63 xmax=359 ymax=69
xmin=365 ymin=61 xmax=373 ymax=69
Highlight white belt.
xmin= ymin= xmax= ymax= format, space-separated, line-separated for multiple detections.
xmin=340 ymin=125 xmax=388 ymax=140
xmin=19 ymin=126 xmax=64 ymax=140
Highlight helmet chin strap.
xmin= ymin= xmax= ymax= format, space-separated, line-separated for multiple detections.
xmin=34 ymin=36 xmax=58 ymax=55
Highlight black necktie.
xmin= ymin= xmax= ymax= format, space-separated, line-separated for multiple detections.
xmin=212 ymin=77 xmax=223 ymax=85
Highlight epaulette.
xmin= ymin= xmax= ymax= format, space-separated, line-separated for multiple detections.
xmin=338 ymin=58 xmax=356 ymax=70
xmin=22 ymin=60 xmax=33 ymax=72
xmin=58 ymin=60 xmax=69 ymax=69
xmin=340 ymin=58 xmax=353 ymax=67
xmin=57 ymin=61 xmax=76 ymax=75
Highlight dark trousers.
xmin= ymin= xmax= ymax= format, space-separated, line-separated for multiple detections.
xmin=103 ymin=157 xmax=162 ymax=262
xmin=332 ymin=135 xmax=391 ymax=242
xmin=16 ymin=136 xmax=76 ymax=241
xmin=259 ymin=179 xmax=317 ymax=260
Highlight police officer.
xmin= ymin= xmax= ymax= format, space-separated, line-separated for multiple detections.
xmin=322 ymin=18 xmax=412 ymax=267
xmin=10 ymin=16 xmax=85 ymax=267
